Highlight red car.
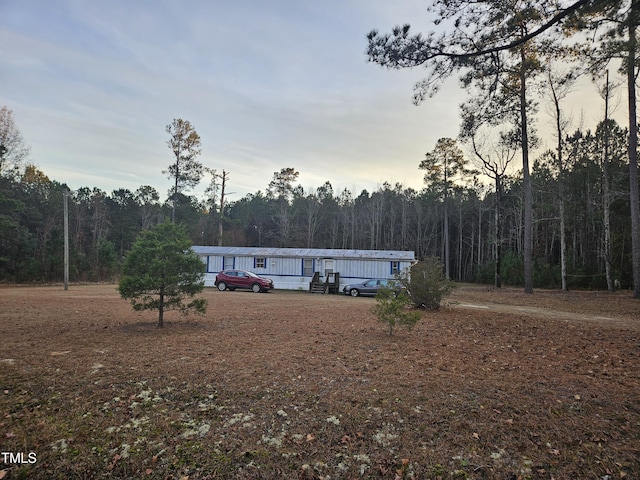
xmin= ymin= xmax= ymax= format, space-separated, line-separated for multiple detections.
xmin=214 ymin=269 xmax=274 ymax=293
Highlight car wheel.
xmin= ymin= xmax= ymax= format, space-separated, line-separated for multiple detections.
xmin=350 ymin=289 xmax=359 ymax=297
xmin=251 ymin=283 xmax=262 ymax=293
xmin=217 ymin=281 xmax=227 ymax=291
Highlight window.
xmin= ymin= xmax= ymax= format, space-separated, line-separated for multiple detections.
xmin=255 ymin=257 xmax=266 ymax=269
xmin=223 ymin=256 xmax=234 ymax=270
xmin=391 ymin=261 xmax=400 ymax=274
xmin=303 ymin=258 xmax=314 ymax=276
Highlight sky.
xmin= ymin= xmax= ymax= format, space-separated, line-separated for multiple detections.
xmin=0 ymin=0 xmax=625 ymax=202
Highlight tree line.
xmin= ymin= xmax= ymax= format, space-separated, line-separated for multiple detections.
xmin=0 ymin=115 xmax=633 ymax=290
xmin=1 ymin=0 xmax=638 ymax=292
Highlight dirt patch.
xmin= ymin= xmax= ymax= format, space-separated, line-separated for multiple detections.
xmin=0 ymin=284 xmax=638 ymax=479
xmin=448 ymin=285 xmax=640 ymax=327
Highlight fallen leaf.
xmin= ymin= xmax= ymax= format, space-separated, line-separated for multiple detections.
xmin=146 ymin=469 xmax=153 ymax=475
xmin=472 ymin=432 xmax=480 ymax=439
xmin=306 ymin=433 xmax=315 ymax=442
xmin=0 ymin=470 xmax=7 ymax=479
xmin=108 ymin=454 xmax=121 ymax=471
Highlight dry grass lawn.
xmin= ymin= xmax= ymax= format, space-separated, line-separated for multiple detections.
xmin=0 ymin=284 xmax=639 ymax=479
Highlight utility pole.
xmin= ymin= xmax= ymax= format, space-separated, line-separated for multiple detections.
xmin=217 ymin=170 xmax=234 ymax=246
xmin=218 ymin=170 xmax=228 ymax=246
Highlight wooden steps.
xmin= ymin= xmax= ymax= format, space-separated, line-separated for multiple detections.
xmin=309 ymin=272 xmax=340 ymax=294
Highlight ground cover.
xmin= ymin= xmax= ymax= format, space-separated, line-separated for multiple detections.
xmin=0 ymin=284 xmax=638 ymax=479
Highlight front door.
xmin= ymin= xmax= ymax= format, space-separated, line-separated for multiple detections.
xmin=323 ymin=259 xmax=334 ymax=276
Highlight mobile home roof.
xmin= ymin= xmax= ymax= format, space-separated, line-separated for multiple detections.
xmin=192 ymin=246 xmax=415 ymax=261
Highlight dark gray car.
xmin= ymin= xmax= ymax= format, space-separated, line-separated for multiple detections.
xmin=342 ymin=279 xmax=401 ymax=297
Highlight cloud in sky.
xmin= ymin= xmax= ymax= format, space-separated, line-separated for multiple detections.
xmin=0 ymin=0 xmax=622 ymax=201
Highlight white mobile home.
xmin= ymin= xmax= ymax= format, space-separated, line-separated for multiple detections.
xmin=191 ymin=246 xmax=415 ymax=291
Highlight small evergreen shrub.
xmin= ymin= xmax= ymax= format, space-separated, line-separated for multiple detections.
xmin=397 ymin=257 xmax=454 ymax=310
xmin=372 ymin=286 xmax=421 ymax=335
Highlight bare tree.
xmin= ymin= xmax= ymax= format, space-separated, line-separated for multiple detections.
xmin=596 ymin=70 xmax=618 ymax=292
xmin=0 ymin=106 xmax=31 ymax=177
xmin=135 ymin=185 xmax=160 ymax=230
xmin=545 ymin=65 xmax=576 ymax=291
xmin=301 ymin=189 xmax=322 ymax=248
xmin=205 ymin=168 xmax=231 ymax=246
xmin=465 ymin=130 xmax=516 ymax=288
xmin=164 ymin=118 xmax=203 ymax=223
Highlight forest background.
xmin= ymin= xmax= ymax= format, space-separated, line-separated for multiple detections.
xmin=0 ymin=110 xmax=631 ymax=290
xmin=0 ymin=0 xmax=637 ymax=292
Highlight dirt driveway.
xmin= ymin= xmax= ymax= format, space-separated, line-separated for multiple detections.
xmin=447 ymin=285 xmax=639 ymax=327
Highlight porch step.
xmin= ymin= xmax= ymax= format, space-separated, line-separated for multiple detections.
xmin=310 ymin=283 xmax=327 ymax=294
xmin=308 ymin=271 xmax=340 ymax=294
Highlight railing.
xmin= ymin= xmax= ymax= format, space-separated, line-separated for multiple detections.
xmin=309 ymin=272 xmax=324 ymax=293
xmin=309 ymin=272 xmax=340 ymax=294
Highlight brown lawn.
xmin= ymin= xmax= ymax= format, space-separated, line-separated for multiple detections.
xmin=0 ymin=284 xmax=638 ymax=479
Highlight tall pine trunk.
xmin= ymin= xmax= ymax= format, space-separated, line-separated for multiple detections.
xmin=444 ymin=193 xmax=450 ymax=279
xmin=602 ymin=71 xmax=614 ymax=292
xmin=520 ymin=47 xmax=534 ymax=294
xmin=549 ymin=70 xmax=568 ymax=291
xmin=627 ymin=0 xmax=640 ymax=298
xmin=495 ymin=175 xmax=502 ymax=288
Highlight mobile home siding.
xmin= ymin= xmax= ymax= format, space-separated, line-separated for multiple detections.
xmin=339 ymin=259 xmax=396 ymax=280
xmin=192 ymin=246 xmax=415 ymax=290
